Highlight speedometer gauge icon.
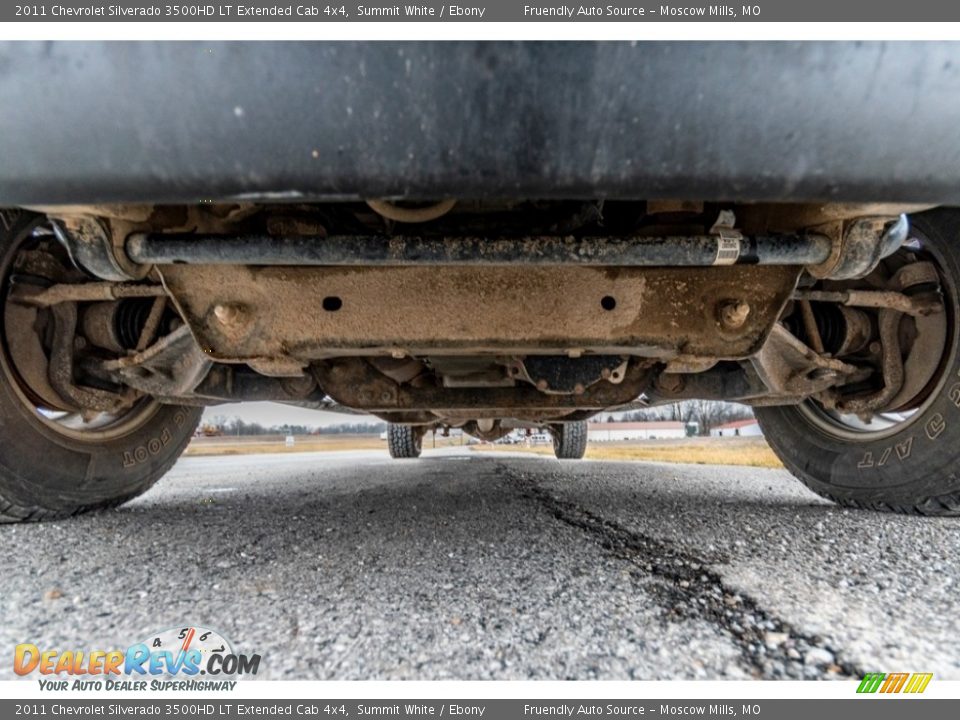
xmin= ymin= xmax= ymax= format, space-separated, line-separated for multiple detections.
xmin=139 ymin=625 xmax=236 ymax=677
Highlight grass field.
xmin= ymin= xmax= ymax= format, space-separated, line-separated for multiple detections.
xmin=471 ymin=437 xmax=782 ymax=468
xmin=185 ymin=433 xmax=781 ymax=468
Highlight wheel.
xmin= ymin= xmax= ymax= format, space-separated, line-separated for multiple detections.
xmin=755 ymin=208 xmax=960 ymax=515
xmin=387 ymin=423 xmax=422 ymax=458
xmin=552 ymin=420 xmax=588 ymax=459
xmin=0 ymin=209 xmax=203 ymax=522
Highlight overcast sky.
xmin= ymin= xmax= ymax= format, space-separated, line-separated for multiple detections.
xmin=201 ymin=402 xmax=378 ymax=428
xmin=200 ymin=402 xmax=627 ymax=429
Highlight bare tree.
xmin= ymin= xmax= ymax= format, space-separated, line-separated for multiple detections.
xmin=621 ymin=400 xmax=753 ymax=435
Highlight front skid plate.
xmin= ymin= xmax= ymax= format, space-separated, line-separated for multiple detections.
xmin=159 ymin=264 xmax=800 ymax=363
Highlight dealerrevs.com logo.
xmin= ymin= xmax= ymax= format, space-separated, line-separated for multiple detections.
xmin=14 ymin=626 xmax=261 ymax=691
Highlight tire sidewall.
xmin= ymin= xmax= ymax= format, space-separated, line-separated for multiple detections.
xmin=757 ymin=208 xmax=960 ymax=508
xmin=0 ymin=209 xmax=202 ymax=514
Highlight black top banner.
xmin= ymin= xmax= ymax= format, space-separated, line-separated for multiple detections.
xmin=2 ymin=700 xmax=960 ymax=720
xmin=2 ymin=1 xmax=955 ymax=22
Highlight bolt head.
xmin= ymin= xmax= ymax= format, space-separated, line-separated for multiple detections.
xmin=213 ymin=303 xmax=246 ymax=326
xmin=719 ymin=300 xmax=751 ymax=329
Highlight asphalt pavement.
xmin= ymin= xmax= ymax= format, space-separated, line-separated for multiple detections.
xmin=2 ymin=448 xmax=958 ymax=680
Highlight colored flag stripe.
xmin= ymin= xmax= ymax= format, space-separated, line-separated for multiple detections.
xmin=881 ymin=673 xmax=908 ymax=693
xmin=913 ymin=673 xmax=933 ymax=693
xmin=857 ymin=673 xmax=885 ymax=693
xmin=860 ymin=672 xmax=933 ymax=694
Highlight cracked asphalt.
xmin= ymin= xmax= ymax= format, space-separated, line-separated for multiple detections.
xmin=2 ymin=448 xmax=959 ymax=680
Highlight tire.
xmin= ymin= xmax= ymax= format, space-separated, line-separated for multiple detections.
xmin=0 ymin=209 xmax=203 ymax=522
xmin=387 ymin=423 xmax=422 ymax=458
xmin=755 ymin=208 xmax=960 ymax=515
xmin=552 ymin=420 xmax=588 ymax=459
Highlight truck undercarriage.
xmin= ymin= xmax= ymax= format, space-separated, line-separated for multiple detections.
xmin=3 ymin=41 xmax=960 ymax=520
xmin=3 ymin=200 xmax=947 ymax=440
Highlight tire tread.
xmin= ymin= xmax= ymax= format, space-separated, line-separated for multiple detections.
xmin=553 ymin=420 xmax=588 ymax=459
xmin=387 ymin=424 xmax=421 ymax=459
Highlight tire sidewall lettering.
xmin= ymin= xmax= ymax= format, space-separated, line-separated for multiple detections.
xmin=122 ymin=427 xmax=173 ymax=468
xmin=949 ymin=381 xmax=960 ymax=408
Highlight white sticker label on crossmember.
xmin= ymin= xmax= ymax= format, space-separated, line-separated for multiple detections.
xmin=714 ymin=232 xmax=742 ymax=265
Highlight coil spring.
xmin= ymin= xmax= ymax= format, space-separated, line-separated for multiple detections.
xmin=790 ymin=302 xmax=847 ymax=355
xmin=114 ymin=299 xmax=155 ymax=350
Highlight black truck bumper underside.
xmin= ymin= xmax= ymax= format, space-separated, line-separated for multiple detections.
xmin=2 ymin=41 xmax=960 ymax=205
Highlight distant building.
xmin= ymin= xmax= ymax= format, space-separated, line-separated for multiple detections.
xmin=710 ymin=419 xmax=763 ymax=437
xmin=587 ymin=421 xmax=686 ymax=441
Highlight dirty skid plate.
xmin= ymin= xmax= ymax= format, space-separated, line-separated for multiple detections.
xmin=159 ymin=264 xmax=800 ymax=363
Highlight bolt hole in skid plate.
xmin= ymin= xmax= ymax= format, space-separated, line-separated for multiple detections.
xmin=322 ymin=296 xmax=342 ymax=312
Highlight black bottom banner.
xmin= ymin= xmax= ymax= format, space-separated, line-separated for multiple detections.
xmin=3 ymin=699 xmax=958 ymax=720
